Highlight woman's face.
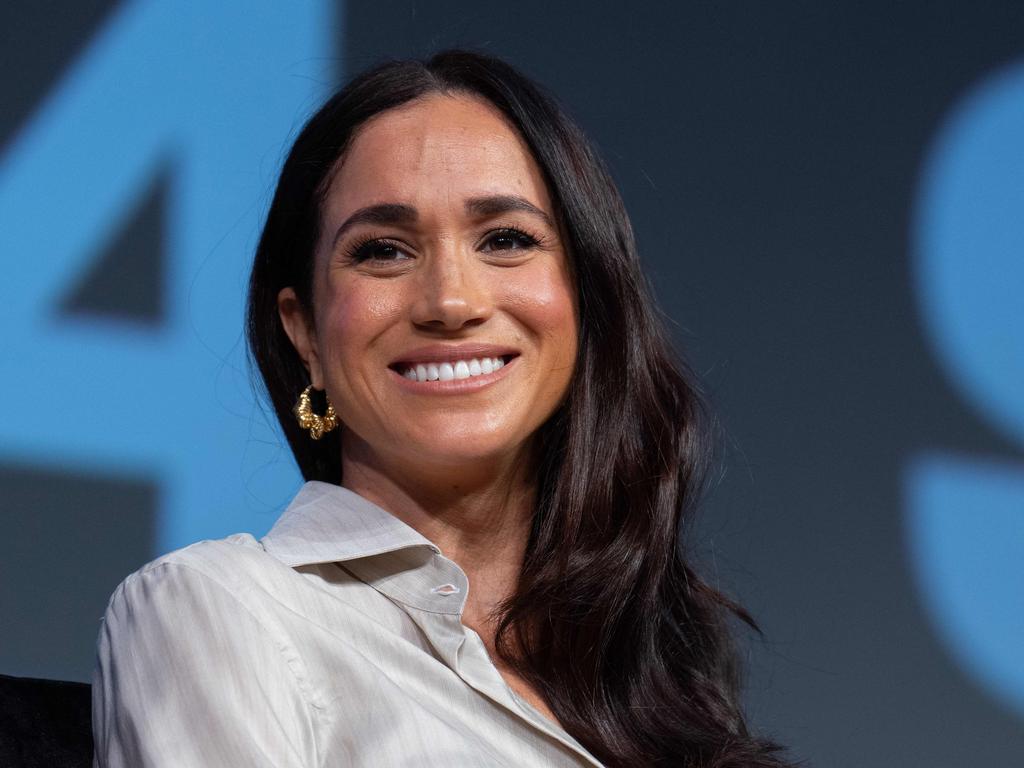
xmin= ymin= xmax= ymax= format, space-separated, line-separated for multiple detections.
xmin=279 ymin=93 xmax=578 ymax=476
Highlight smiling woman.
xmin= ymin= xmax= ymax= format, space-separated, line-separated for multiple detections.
xmin=91 ymin=51 xmax=793 ymax=768
xmin=277 ymin=93 xmax=577 ymax=501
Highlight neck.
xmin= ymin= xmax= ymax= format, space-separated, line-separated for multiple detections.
xmin=340 ymin=435 xmax=536 ymax=631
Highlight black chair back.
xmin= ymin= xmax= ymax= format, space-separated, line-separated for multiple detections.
xmin=0 ymin=674 xmax=93 ymax=768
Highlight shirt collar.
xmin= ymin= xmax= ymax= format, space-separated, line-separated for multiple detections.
xmin=261 ymin=480 xmax=441 ymax=565
xmin=264 ymin=482 xmax=603 ymax=765
xmin=260 ymin=480 xmax=468 ymax=615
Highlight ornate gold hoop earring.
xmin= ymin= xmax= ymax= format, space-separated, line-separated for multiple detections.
xmin=293 ymin=385 xmax=338 ymax=440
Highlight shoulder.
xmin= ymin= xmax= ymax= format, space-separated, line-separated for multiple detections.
xmin=98 ymin=533 xmax=319 ymax=697
xmin=93 ymin=536 xmax=324 ymax=765
xmin=126 ymin=533 xmax=266 ymax=589
xmin=103 ymin=533 xmax=297 ymax=640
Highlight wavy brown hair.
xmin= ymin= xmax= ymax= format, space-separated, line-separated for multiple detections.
xmin=247 ymin=50 xmax=792 ymax=767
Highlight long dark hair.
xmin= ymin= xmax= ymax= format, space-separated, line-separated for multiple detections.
xmin=247 ymin=50 xmax=792 ymax=768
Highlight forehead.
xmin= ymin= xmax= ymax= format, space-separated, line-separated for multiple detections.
xmin=323 ymin=93 xmax=553 ymax=218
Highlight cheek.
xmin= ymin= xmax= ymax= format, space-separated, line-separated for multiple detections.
xmin=317 ymin=279 xmax=406 ymax=366
xmin=504 ymin=266 xmax=579 ymax=367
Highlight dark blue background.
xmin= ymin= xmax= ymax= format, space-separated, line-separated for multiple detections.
xmin=2 ymin=3 xmax=1022 ymax=765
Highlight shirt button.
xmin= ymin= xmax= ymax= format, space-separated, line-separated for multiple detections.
xmin=430 ymin=583 xmax=461 ymax=595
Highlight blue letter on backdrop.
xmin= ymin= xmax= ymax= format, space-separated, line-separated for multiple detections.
xmin=0 ymin=1 xmax=334 ymax=551
xmin=908 ymin=60 xmax=1024 ymax=719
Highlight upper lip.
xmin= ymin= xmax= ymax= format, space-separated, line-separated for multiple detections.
xmin=389 ymin=343 xmax=520 ymax=367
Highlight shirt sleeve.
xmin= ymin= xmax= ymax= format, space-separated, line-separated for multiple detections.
xmin=92 ymin=561 xmax=319 ymax=768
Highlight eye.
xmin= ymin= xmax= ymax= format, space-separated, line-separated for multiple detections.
xmin=346 ymin=237 xmax=410 ymax=264
xmin=480 ymin=227 xmax=541 ymax=253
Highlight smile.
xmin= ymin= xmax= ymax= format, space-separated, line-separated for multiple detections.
xmin=388 ymin=354 xmax=518 ymax=392
xmin=398 ymin=356 xmax=509 ymax=382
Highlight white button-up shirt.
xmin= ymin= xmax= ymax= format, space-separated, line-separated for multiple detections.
xmin=92 ymin=481 xmax=605 ymax=767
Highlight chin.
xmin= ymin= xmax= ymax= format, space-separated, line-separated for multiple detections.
xmin=397 ymin=433 xmax=528 ymax=468
xmin=413 ymin=442 xmax=515 ymax=464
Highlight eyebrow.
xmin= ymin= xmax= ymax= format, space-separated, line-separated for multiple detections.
xmin=464 ymin=195 xmax=554 ymax=229
xmin=331 ymin=203 xmax=417 ymax=249
xmin=330 ymin=194 xmax=554 ymax=249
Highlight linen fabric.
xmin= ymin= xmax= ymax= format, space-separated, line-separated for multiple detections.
xmin=91 ymin=480 xmax=604 ymax=767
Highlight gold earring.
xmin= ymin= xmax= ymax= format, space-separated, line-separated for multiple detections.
xmin=293 ymin=385 xmax=338 ymax=440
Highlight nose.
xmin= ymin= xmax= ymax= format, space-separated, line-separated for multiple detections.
xmin=409 ymin=246 xmax=493 ymax=331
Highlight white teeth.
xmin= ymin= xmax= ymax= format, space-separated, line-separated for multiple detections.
xmin=399 ymin=356 xmax=508 ymax=383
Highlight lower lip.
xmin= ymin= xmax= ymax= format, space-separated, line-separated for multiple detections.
xmin=388 ymin=357 xmax=518 ymax=394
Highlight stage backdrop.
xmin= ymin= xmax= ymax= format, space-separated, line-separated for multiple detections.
xmin=1 ymin=2 xmax=1022 ymax=766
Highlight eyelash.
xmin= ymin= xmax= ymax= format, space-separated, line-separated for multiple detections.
xmin=344 ymin=226 xmax=544 ymax=264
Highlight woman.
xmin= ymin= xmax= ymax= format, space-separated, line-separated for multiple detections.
xmin=93 ymin=50 xmax=792 ymax=767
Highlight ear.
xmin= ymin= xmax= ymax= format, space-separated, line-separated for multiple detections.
xmin=277 ymin=287 xmax=325 ymax=389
